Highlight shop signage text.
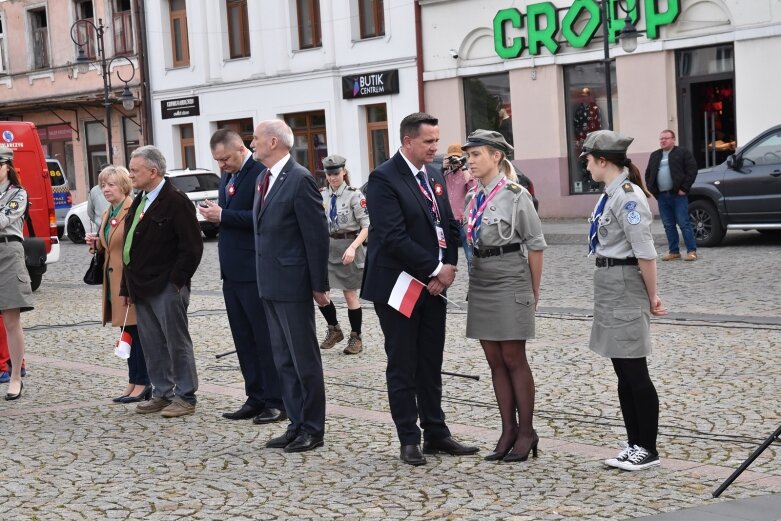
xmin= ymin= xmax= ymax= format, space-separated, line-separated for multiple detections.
xmin=161 ymin=96 xmax=200 ymax=119
xmin=494 ymin=0 xmax=680 ymax=59
xmin=342 ymin=69 xmax=400 ymax=99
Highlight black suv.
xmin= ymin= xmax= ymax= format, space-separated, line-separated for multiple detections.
xmin=688 ymin=124 xmax=781 ymax=246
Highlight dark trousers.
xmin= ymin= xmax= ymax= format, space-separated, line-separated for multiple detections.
xmin=124 ymin=325 xmax=149 ymax=386
xmin=374 ymin=294 xmax=451 ymax=446
xmin=223 ymin=279 xmax=283 ymax=409
xmin=611 ymin=357 xmax=659 ymax=455
xmin=262 ymin=299 xmax=325 ymax=437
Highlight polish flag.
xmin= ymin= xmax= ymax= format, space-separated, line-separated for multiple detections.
xmin=388 ymin=271 xmax=425 ymax=318
xmin=114 ymin=330 xmax=132 ymax=359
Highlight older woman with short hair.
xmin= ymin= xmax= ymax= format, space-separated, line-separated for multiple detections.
xmin=86 ymin=165 xmax=150 ymax=403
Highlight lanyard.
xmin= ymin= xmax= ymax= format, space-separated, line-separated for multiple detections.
xmin=415 ymin=173 xmax=441 ymax=223
xmin=466 ymin=177 xmax=507 ymax=244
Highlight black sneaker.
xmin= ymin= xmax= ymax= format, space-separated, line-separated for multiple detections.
xmin=604 ymin=442 xmax=635 ymax=468
xmin=616 ymin=445 xmax=660 ymax=471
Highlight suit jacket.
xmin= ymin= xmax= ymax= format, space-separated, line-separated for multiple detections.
xmin=96 ymin=196 xmax=136 ymax=327
xmin=120 ymin=179 xmax=204 ymax=300
xmin=644 ymin=146 xmax=698 ymax=197
xmin=218 ymin=156 xmax=265 ymax=282
xmin=361 ymin=151 xmax=459 ymax=304
xmin=253 ymin=157 xmax=329 ymax=302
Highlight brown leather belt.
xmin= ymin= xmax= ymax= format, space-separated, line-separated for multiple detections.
xmin=330 ymin=231 xmax=358 ymax=240
xmin=595 ymin=257 xmax=638 ymax=267
xmin=473 ymin=243 xmax=521 ymax=258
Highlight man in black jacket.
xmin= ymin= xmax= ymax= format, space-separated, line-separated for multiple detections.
xmin=644 ymin=129 xmax=699 ymax=261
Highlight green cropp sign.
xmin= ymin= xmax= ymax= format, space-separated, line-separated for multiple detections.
xmin=494 ymin=0 xmax=680 ymax=59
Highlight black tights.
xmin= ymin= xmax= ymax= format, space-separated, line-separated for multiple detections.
xmin=611 ymin=357 xmax=659 ymax=455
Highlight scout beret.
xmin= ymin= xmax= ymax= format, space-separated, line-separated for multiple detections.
xmin=322 ymin=154 xmax=347 ymax=171
xmin=579 ymin=130 xmax=634 ymax=157
xmin=0 ymin=146 xmax=13 ymax=162
xmin=461 ymin=129 xmax=514 ymax=154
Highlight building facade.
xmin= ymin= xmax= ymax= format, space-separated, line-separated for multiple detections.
xmin=0 ymin=0 xmax=147 ymax=202
xmin=419 ymin=0 xmax=781 ymax=217
xmin=146 ymin=0 xmax=420 ymax=187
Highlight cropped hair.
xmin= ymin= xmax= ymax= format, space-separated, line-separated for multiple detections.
xmin=210 ymin=128 xmax=244 ymax=150
xmin=263 ymin=120 xmax=294 ymax=150
xmin=98 ymin=165 xmax=133 ymax=196
xmin=661 ymin=129 xmax=676 ymax=139
xmin=400 ymin=112 xmax=438 ymax=142
xmin=131 ymin=145 xmax=167 ymax=176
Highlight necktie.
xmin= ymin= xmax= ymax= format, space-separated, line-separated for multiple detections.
xmin=471 ymin=191 xmax=486 ymax=243
xmin=123 ymin=193 xmax=148 ymax=265
xmin=415 ymin=171 xmax=437 ymax=223
xmin=588 ymin=194 xmax=607 ymax=255
xmin=259 ymin=172 xmax=271 ymax=207
xmin=329 ymin=193 xmax=338 ymax=228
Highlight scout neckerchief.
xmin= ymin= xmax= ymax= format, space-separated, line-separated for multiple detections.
xmin=588 ymin=193 xmax=608 ymax=256
xmin=466 ymin=176 xmax=507 ymax=245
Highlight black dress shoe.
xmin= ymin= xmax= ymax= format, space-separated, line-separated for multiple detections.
xmin=112 ymin=394 xmax=130 ymax=403
xmin=4 ymin=381 xmax=23 ymax=401
xmin=222 ymin=403 xmax=265 ymax=420
xmin=400 ymin=444 xmax=427 ymax=466
xmin=119 ymin=385 xmax=152 ymax=403
xmin=284 ymin=432 xmax=324 ymax=453
xmin=422 ymin=436 xmax=480 ymax=456
xmin=266 ymin=429 xmax=299 ymax=449
xmin=252 ymin=408 xmax=288 ymax=424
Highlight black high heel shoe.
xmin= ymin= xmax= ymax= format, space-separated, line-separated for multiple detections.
xmin=5 ymin=381 xmax=23 ymax=401
xmin=484 ymin=447 xmax=512 ymax=461
xmin=120 ymin=385 xmax=152 ymax=403
xmin=112 ymin=394 xmax=130 ymax=403
xmin=502 ymin=430 xmax=539 ymax=463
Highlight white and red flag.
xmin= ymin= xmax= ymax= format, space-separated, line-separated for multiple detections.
xmin=114 ymin=330 xmax=132 ymax=359
xmin=388 ymin=271 xmax=425 ymax=318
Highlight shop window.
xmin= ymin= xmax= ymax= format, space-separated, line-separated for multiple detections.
xmin=85 ymin=121 xmax=108 ymax=187
xmin=359 ymin=0 xmax=384 ymax=39
xmin=74 ymin=1 xmax=97 ymax=60
xmin=123 ymin=117 xmax=141 ymax=167
xmin=216 ymin=117 xmax=254 ymax=149
xmin=296 ymin=0 xmax=322 ymax=49
xmin=170 ymin=0 xmax=190 ymax=67
xmin=463 ymin=73 xmax=513 ymax=155
xmin=366 ymin=104 xmax=388 ymax=171
xmin=113 ymin=0 xmax=134 ymax=55
xmin=227 ymin=0 xmax=251 ymax=58
xmin=29 ymin=8 xmax=50 ymax=69
xmin=563 ymin=61 xmax=617 ymax=194
xmin=0 ymin=16 xmax=6 ymax=74
xmin=179 ymin=124 xmax=196 ymax=169
xmin=284 ymin=111 xmax=327 ymax=186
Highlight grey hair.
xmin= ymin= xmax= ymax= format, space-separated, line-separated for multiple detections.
xmin=261 ymin=120 xmax=294 ymax=150
xmin=131 ymin=145 xmax=167 ymax=176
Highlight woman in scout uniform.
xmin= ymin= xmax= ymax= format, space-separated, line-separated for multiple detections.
xmin=85 ymin=166 xmax=151 ymax=403
xmin=581 ymin=129 xmax=667 ymax=472
xmin=317 ymin=155 xmax=370 ymax=355
xmin=0 ymin=146 xmax=33 ymax=400
xmin=462 ymin=130 xmax=547 ymax=463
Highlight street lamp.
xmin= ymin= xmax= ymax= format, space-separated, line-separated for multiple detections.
xmin=70 ymin=18 xmax=137 ymax=165
xmin=601 ymin=0 xmax=641 ymax=130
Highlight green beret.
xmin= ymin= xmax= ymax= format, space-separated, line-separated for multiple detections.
xmin=579 ymin=130 xmax=634 ymax=157
xmin=461 ymin=129 xmax=513 ymax=154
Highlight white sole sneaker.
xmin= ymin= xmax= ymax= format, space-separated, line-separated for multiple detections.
xmin=604 ymin=457 xmax=622 ymax=468
xmin=616 ymin=457 xmax=660 ymax=471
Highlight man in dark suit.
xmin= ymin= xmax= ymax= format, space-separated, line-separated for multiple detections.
xmin=362 ymin=112 xmax=479 ymax=465
xmin=251 ymin=120 xmax=330 ymax=453
xmin=121 ymin=145 xmax=203 ymax=417
xmin=199 ymin=129 xmax=285 ymax=424
xmin=644 ymin=129 xmax=699 ymax=261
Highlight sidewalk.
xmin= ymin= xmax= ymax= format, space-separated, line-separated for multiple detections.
xmin=634 ymin=492 xmax=781 ymax=520
xmin=541 ymin=217 xmax=668 ymax=245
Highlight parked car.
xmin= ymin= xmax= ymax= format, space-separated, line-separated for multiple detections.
xmin=65 ymin=168 xmax=222 ymax=243
xmin=46 ymin=159 xmax=73 ymax=239
xmin=688 ymin=124 xmax=781 ymax=246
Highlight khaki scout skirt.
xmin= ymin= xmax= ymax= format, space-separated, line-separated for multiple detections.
xmin=0 ymin=241 xmax=34 ymax=312
xmin=589 ymin=264 xmax=651 ymax=358
xmin=328 ymin=237 xmax=365 ymax=291
xmin=466 ymin=247 xmax=535 ymax=341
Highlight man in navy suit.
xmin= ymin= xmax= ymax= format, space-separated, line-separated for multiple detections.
xmin=362 ymin=112 xmax=479 ymax=465
xmin=251 ymin=120 xmax=330 ymax=453
xmin=199 ymin=129 xmax=285 ymax=424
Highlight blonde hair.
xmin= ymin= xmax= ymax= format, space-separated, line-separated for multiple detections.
xmin=483 ymin=145 xmax=518 ymax=183
xmin=98 ymin=165 xmax=132 ymax=196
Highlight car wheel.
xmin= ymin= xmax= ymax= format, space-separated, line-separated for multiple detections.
xmin=203 ymin=229 xmax=219 ymax=239
xmin=67 ymin=215 xmax=86 ymax=244
xmin=688 ymin=200 xmax=725 ymax=247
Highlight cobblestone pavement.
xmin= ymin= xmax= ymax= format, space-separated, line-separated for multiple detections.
xmin=1 ymin=223 xmax=780 ymax=520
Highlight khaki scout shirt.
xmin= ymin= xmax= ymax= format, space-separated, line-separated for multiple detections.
xmin=593 ymin=170 xmax=656 ymax=260
xmin=465 ymin=174 xmax=547 ymax=252
xmin=0 ymin=180 xmax=27 ymax=240
xmin=322 ymin=182 xmax=369 ymax=234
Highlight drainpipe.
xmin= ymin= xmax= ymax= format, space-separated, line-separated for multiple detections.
xmin=414 ymin=1 xmax=425 ymax=112
xmin=134 ymin=0 xmax=154 ymax=145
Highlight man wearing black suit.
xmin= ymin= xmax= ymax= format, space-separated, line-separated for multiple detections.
xmin=199 ymin=129 xmax=285 ymax=424
xmin=362 ymin=112 xmax=479 ymax=465
xmin=251 ymin=120 xmax=330 ymax=453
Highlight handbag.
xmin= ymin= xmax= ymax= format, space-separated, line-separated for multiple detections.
xmin=83 ymin=250 xmax=105 ymax=285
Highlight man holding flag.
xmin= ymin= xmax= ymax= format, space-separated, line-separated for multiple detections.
xmin=362 ymin=112 xmax=479 ymax=466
